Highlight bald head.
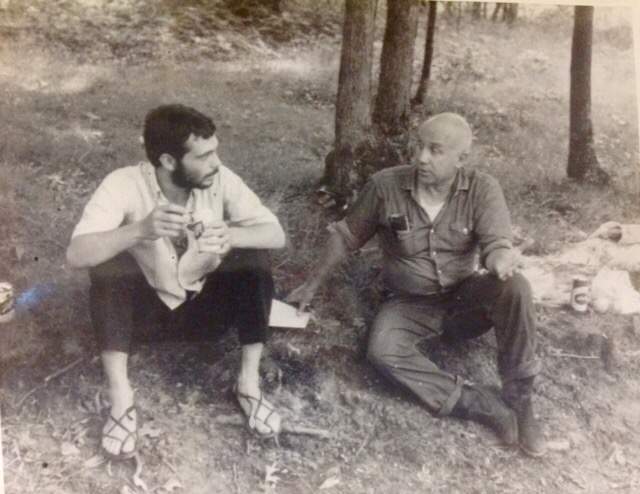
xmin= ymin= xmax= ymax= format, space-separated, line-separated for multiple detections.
xmin=418 ymin=113 xmax=472 ymax=157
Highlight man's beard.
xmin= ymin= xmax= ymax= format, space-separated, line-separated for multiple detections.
xmin=171 ymin=159 xmax=214 ymax=190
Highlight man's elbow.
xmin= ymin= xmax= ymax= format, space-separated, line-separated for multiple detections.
xmin=271 ymin=224 xmax=286 ymax=249
xmin=66 ymin=242 xmax=93 ymax=269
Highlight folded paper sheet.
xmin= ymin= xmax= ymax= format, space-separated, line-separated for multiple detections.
xmin=269 ymin=299 xmax=311 ymax=329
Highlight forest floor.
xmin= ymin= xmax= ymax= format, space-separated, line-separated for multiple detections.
xmin=1 ymin=2 xmax=640 ymax=493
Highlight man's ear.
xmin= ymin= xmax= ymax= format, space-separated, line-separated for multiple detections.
xmin=158 ymin=153 xmax=177 ymax=171
xmin=458 ymin=149 xmax=470 ymax=163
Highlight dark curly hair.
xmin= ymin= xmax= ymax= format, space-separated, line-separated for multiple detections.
xmin=143 ymin=104 xmax=216 ymax=167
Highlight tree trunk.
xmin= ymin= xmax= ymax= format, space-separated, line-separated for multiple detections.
xmin=472 ymin=2 xmax=482 ymax=20
xmin=568 ymin=5 xmax=604 ymax=183
xmin=326 ymin=0 xmax=377 ymax=193
xmin=373 ymin=0 xmax=420 ymax=135
xmin=505 ymin=3 xmax=518 ymax=24
xmin=491 ymin=3 xmax=503 ymax=21
xmin=414 ymin=1 xmax=438 ymax=105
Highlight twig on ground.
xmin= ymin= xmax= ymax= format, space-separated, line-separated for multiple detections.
xmin=14 ymin=356 xmax=95 ymax=411
xmin=232 ymin=463 xmax=240 ymax=494
xmin=352 ymin=420 xmax=377 ymax=462
xmin=161 ymin=455 xmax=178 ymax=475
xmin=561 ymin=472 xmax=587 ymax=490
xmin=215 ymin=415 xmax=331 ymax=439
xmin=548 ymin=351 xmax=600 ymax=360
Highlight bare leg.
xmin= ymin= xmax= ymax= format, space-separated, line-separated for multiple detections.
xmin=101 ymin=350 xmax=136 ymax=456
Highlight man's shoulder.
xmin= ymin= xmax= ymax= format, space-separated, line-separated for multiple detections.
xmin=464 ymin=168 xmax=502 ymax=191
xmin=370 ymin=165 xmax=413 ymax=187
xmin=100 ymin=163 xmax=145 ymax=186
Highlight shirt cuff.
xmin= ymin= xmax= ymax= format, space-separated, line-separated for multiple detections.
xmin=480 ymin=241 xmax=512 ymax=266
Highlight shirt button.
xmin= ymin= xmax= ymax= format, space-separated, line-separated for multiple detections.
xmin=432 ymin=251 xmax=437 ymax=256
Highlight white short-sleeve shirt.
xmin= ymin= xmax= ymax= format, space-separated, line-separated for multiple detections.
xmin=72 ymin=161 xmax=279 ymax=309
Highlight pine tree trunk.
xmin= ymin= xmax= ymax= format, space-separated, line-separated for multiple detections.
xmin=568 ymin=5 xmax=602 ymax=182
xmin=414 ymin=1 xmax=438 ymax=105
xmin=373 ymin=0 xmax=420 ymax=134
xmin=326 ymin=0 xmax=377 ymax=193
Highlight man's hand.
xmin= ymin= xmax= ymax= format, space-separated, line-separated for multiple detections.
xmin=139 ymin=204 xmax=189 ymax=240
xmin=486 ymin=249 xmax=521 ymax=281
xmin=198 ymin=220 xmax=232 ymax=255
xmin=286 ymin=280 xmax=320 ymax=315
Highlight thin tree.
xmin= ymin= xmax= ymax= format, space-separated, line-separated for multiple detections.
xmin=414 ymin=1 xmax=438 ymax=105
xmin=505 ymin=3 xmax=518 ymax=24
xmin=491 ymin=2 xmax=504 ymax=21
xmin=325 ymin=0 xmax=377 ymax=194
xmin=568 ymin=5 xmax=607 ymax=183
xmin=373 ymin=0 xmax=420 ymax=134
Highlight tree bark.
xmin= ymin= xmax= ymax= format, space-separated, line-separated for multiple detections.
xmin=505 ymin=3 xmax=518 ymax=24
xmin=326 ymin=0 xmax=377 ymax=193
xmin=413 ymin=1 xmax=438 ymax=105
xmin=373 ymin=0 xmax=420 ymax=135
xmin=472 ymin=2 xmax=482 ymax=20
xmin=568 ymin=5 xmax=603 ymax=182
xmin=492 ymin=3 xmax=503 ymax=21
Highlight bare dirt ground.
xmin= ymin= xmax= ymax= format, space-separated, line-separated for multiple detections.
xmin=1 ymin=2 xmax=640 ymax=494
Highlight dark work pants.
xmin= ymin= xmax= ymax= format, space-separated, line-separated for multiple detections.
xmin=367 ymin=273 xmax=542 ymax=416
xmin=88 ymin=249 xmax=274 ymax=353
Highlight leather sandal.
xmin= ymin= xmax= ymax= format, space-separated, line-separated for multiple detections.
xmin=101 ymin=405 xmax=138 ymax=460
xmin=233 ymin=386 xmax=281 ymax=438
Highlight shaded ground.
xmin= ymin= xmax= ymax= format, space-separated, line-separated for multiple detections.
xmin=2 ymin=2 xmax=640 ymax=493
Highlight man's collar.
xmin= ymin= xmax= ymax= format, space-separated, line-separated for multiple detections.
xmin=404 ymin=166 xmax=471 ymax=193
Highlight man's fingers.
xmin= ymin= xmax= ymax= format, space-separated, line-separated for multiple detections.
xmin=200 ymin=228 xmax=228 ymax=239
xmin=160 ymin=203 xmax=190 ymax=215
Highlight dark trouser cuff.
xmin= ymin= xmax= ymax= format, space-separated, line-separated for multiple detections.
xmin=501 ymin=358 xmax=542 ymax=384
xmin=437 ymin=375 xmax=464 ymax=417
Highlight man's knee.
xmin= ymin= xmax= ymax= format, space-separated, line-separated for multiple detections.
xmin=89 ymin=252 xmax=140 ymax=286
xmin=366 ymin=310 xmax=402 ymax=369
xmin=499 ymin=273 xmax=533 ymax=302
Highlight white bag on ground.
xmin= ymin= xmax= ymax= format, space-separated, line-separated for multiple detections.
xmin=591 ymin=267 xmax=640 ymax=315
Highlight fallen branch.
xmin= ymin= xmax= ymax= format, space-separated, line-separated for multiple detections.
xmin=14 ymin=356 xmax=95 ymax=411
xmin=215 ymin=415 xmax=331 ymax=439
xmin=547 ymin=352 xmax=600 ymax=360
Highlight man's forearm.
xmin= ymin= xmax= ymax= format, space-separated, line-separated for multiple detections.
xmin=307 ymin=231 xmax=351 ymax=290
xmin=66 ymin=222 xmax=143 ymax=268
xmin=228 ymin=223 xmax=286 ymax=250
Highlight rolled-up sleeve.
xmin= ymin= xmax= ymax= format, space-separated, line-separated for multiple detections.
xmin=473 ymin=175 xmax=513 ymax=265
xmin=331 ymin=179 xmax=381 ymax=251
xmin=71 ymin=172 xmax=127 ymax=238
xmin=222 ymin=168 xmax=279 ymax=226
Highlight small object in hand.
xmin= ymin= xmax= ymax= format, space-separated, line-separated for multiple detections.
xmin=190 ymin=208 xmax=216 ymax=242
xmin=0 ymin=282 xmax=15 ymax=323
xmin=570 ymin=277 xmax=590 ymax=313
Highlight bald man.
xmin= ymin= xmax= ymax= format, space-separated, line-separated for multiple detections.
xmin=288 ymin=113 xmax=545 ymax=457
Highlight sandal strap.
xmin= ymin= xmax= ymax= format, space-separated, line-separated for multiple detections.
xmin=103 ymin=405 xmax=137 ymax=456
xmin=235 ymin=389 xmax=278 ymax=436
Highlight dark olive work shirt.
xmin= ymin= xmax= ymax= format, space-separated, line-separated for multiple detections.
xmin=332 ymin=165 xmax=513 ymax=296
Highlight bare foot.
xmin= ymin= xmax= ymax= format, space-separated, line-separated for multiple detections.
xmin=102 ymin=387 xmax=136 ymax=458
xmin=235 ymin=381 xmax=281 ymax=437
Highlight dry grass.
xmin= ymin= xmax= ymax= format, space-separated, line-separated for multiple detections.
xmin=1 ymin=3 xmax=640 ymax=494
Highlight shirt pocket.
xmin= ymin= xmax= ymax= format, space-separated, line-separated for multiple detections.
xmin=393 ymin=228 xmax=429 ymax=257
xmin=447 ymin=222 xmax=474 ymax=252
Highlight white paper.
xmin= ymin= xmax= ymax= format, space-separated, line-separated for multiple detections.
xmin=269 ymin=299 xmax=311 ymax=329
